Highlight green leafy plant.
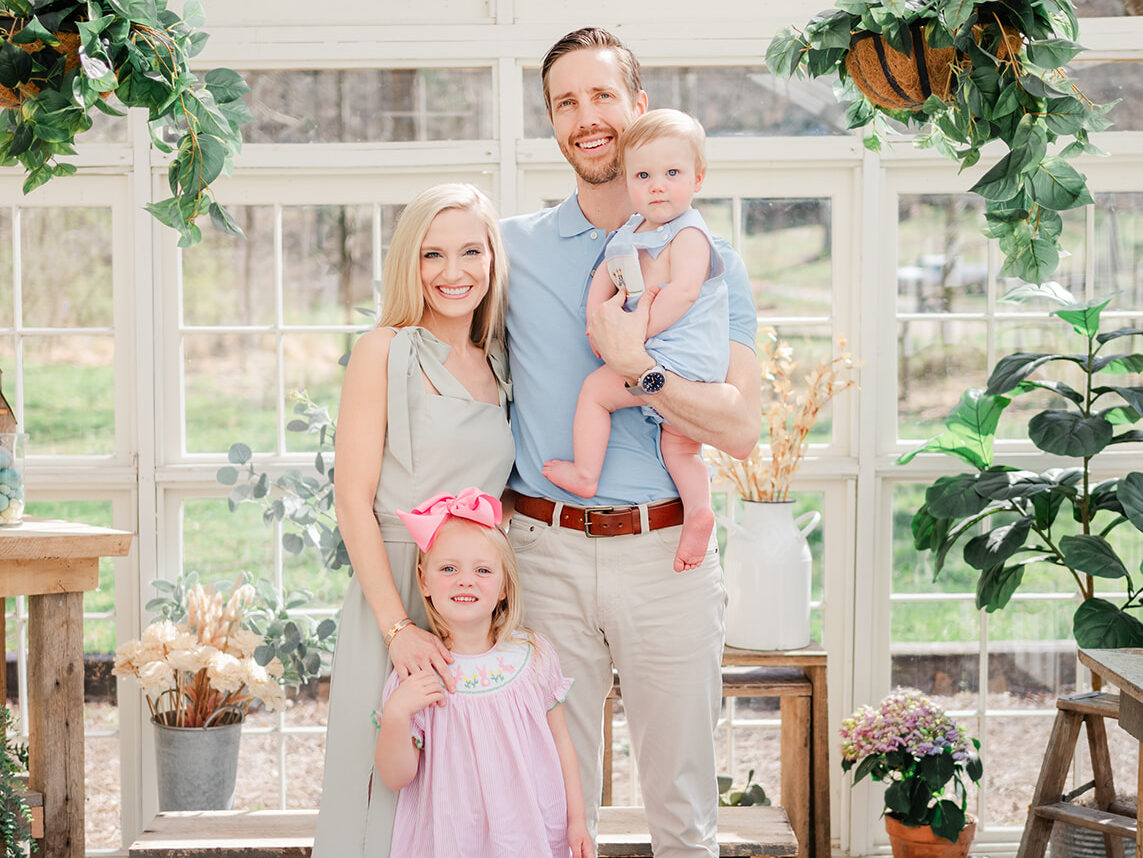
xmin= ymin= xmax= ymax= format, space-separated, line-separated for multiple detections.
xmin=899 ymin=287 xmax=1143 ymax=648
xmin=0 ymin=706 xmax=33 ymax=858
xmin=217 ymin=392 xmax=350 ymax=578
xmin=717 ymin=768 xmax=770 ymax=807
xmin=841 ymin=688 xmax=982 ymax=842
xmin=0 ymin=0 xmax=250 ymax=246
xmin=766 ymin=0 xmax=1113 ymax=284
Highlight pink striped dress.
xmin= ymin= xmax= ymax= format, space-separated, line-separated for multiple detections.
xmin=378 ymin=632 xmax=574 ymax=857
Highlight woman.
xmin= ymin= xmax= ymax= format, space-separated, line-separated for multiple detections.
xmin=312 ymin=184 xmax=514 ymax=856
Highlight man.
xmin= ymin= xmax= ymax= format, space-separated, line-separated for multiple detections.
xmin=501 ymin=28 xmax=761 ymax=858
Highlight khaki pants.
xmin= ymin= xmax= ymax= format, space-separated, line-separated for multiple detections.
xmin=510 ymin=506 xmax=725 ymax=858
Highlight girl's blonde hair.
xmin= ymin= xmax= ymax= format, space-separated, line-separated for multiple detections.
xmin=378 ymin=183 xmax=508 ymax=351
xmin=417 ymin=518 xmax=525 ymax=650
xmin=619 ymin=108 xmax=707 ymax=175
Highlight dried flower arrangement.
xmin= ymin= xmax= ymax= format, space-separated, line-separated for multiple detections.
xmin=708 ymin=329 xmax=857 ymax=501
xmin=114 ymin=574 xmax=335 ymax=727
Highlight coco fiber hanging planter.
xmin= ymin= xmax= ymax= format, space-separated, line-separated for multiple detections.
xmin=845 ymin=26 xmax=955 ymax=110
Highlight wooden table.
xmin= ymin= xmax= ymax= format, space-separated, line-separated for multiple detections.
xmin=722 ymin=643 xmax=830 ymax=858
xmin=0 ymin=517 xmax=133 ymax=858
xmin=604 ymin=641 xmax=829 ymax=858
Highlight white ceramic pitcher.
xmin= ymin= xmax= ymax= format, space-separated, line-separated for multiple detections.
xmin=720 ymin=500 xmax=820 ymax=650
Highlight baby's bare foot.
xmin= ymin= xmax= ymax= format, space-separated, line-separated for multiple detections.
xmin=542 ymin=460 xmax=598 ymax=498
xmin=674 ymin=507 xmax=715 ymax=572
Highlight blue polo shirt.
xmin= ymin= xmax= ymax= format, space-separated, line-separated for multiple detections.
xmin=502 ymin=193 xmax=758 ymax=506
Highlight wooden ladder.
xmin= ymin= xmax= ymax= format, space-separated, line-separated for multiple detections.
xmin=1015 ymin=691 xmax=1137 ymax=858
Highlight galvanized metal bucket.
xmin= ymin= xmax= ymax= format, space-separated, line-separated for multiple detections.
xmin=152 ymin=714 xmax=243 ymax=811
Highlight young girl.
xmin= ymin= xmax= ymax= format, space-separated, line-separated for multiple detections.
xmin=376 ymin=488 xmax=593 ymax=858
xmin=543 ymin=109 xmax=729 ymax=573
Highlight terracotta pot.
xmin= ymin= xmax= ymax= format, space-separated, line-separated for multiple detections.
xmin=885 ymin=814 xmax=976 ymax=858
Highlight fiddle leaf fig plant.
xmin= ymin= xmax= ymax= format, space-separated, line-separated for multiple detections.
xmin=766 ymin=0 xmax=1113 ymax=285
xmin=0 ymin=0 xmax=250 ymax=246
xmin=898 ymin=288 xmax=1143 ymax=648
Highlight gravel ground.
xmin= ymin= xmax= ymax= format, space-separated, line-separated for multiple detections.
xmin=81 ymin=693 xmax=1140 ymax=852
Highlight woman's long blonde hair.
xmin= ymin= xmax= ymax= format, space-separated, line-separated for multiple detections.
xmin=416 ymin=519 xmax=525 ymax=650
xmin=378 ymin=183 xmax=507 ymax=351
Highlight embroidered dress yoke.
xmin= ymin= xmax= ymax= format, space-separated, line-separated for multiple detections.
xmin=606 ymin=208 xmax=730 ymax=385
xmin=382 ymin=633 xmax=575 ymax=858
xmin=311 ymin=326 xmax=514 ymax=858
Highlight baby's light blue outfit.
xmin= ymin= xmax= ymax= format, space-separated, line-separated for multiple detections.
xmin=605 ymin=208 xmax=730 ymax=388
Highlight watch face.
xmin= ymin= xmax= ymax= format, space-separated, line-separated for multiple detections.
xmin=641 ymin=369 xmax=666 ymax=394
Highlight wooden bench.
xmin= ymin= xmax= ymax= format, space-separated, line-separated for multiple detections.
xmin=129 ymin=806 xmax=798 ymax=857
xmin=605 ymin=644 xmax=830 ymax=858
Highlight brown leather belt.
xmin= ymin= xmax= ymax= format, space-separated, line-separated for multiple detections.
xmin=514 ymin=494 xmax=684 ymax=537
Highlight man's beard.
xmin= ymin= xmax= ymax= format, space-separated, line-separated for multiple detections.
xmin=559 ymin=130 xmax=623 ymax=185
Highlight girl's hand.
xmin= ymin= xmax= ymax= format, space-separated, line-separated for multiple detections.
xmin=568 ymin=821 xmax=594 ymax=858
xmin=385 ymin=669 xmax=447 ymax=720
xmin=388 ymin=623 xmax=457 ymax=692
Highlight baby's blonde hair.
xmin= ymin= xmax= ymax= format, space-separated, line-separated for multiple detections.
xmin=619 ymin=108 xmax=707 ymax=175
xmin=378 ymin=183 xmax=507 ymax=352
xmin=416 ymin=518 xmax=525 ymax=650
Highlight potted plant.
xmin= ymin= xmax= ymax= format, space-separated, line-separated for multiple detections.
xmin=707 ymin=328 xmax=857 ymax=649
xmin=113 ymin=572 xmax=335 ymax=810
xmin=0 ymin=0 xmax=250 ymax=246
xmin=898 ymin=287 xmax=1143 ymax=648
xmin=0 ymin=706 xmax=34 ymax=857
xmin=841 ymin=687 xmax=982 ymax=852
xmin=765 ymin=0 xmax=1113 ymax=284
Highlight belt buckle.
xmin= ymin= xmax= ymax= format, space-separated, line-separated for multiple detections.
xmin=581 ymin=506 xmax=616 ymax=538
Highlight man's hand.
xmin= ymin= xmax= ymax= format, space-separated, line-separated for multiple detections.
xmin=587 ymin=284 xmax=660 ymax=382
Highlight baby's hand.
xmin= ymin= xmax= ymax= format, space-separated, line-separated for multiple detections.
xmin=385 ymin=669 xmax=446 ymax=720
xmin=568 ymin=820 xmax=594 ymax=858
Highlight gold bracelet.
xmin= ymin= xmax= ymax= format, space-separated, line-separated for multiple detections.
xmin=383 ymin=617 xmax=414 ymax=647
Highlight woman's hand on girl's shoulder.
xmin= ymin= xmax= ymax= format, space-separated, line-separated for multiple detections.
xmin=388 ymin=624 xmax=457 ymax=692
xmin=385 ymin=668 xmax=447 ymax=719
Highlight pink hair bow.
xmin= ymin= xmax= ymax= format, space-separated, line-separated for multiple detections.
xmin=395 ymin=487 xmax=503 ymax=551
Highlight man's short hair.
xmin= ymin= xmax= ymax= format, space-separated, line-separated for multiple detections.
xmin=620 ymin=109 xmax=707 ymax=175
xmin=541 ymin=27 xmax=643 ymax=115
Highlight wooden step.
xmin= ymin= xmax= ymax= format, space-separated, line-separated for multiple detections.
xmin=129 ymin=805 xmax=798 ymax=857
xmin=1033 ymin=802 xmax=1137 ymax=838
xmin=1057 ymin=691 xmax=1120 ymax=718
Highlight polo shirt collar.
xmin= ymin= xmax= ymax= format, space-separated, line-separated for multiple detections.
xmin=557 ymin=193 xmax=596 ymax=238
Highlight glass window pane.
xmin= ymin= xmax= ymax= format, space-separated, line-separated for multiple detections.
xmin=744 ymin=198 xmax=832 ymax=318
xmin=993 ymin=319 xmax=1086 ymax=440
xmin=522 ymin=66 xmax=847 ymax=138
xmin=1095 ymin=192 xmax=1143 ymax=302
xmin=184 ymin=333 xmax=278 ymax=453
xmin=85 ymin=732 xmax=121 ymax=850
xmin=182 ymin=498 xmax=274 ymax=581
xmin=24 ymin=335 xmax=114 ymax=455
xmin=891 ymin=599 xmax=981 ymax=647
xmin=282 ymin=332 xmax=346 ymax=454
xmin=0 ymin=209 xmax=11 ymax=329
xmin=892 ymin=482 xmax=982 ymax=595
xmin=20 ymin=207 xmax=113 ymax=328
xmin=285 ymin=733 xmax=327 ymax=808
xmin=243 ymin=69 xmax=493 ymax=143
xmin=986 ymin=715 xmax=1053 ymax=825
xmin=1070 ymin=61 xmax=1143 ymax=131
xmin=897 ymin=195 xmax=988 ymax=314
xmin=1076 ymin=0 xmax=1142 ymax=13
xmin=1002 ymin=207 xmax=1086 ymax=297
xmin=282 ymin=205 xmax=374 ymax=326
xmin=183 ymin=206 xmax=277 ymax=327
xmin=897 ymin=319 xmax=989 ymax=441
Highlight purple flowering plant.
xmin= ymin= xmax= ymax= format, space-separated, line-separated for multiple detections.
xmin=840 ymin=688 xmax=982 ymax=842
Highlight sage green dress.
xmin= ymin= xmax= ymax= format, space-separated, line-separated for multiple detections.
xmin=312 ymin=326 xmax=514 ymax=857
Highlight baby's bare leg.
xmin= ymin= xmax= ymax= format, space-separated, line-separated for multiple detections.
xmin=659 ymin=426 xmax=715 ymax=572
xmin=544 ymin=365 xmax=641 ymax=498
